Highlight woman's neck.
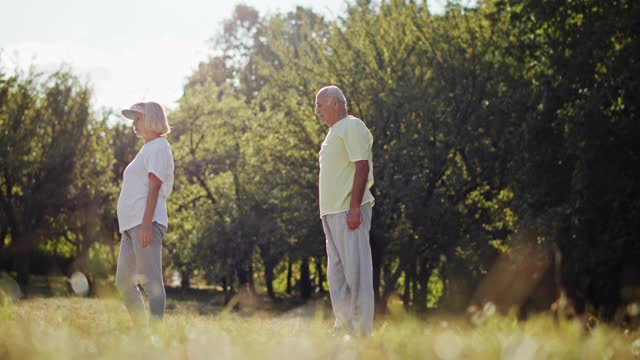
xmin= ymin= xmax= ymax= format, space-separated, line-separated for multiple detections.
xmin=143 ymin=133 xmax=161 ymax=143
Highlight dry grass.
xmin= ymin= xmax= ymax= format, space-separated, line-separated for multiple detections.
xmin=1 ymin=294 xmax=640 ymax=360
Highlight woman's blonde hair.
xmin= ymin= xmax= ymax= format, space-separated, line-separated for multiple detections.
xmin=142 ymin=102 xmax=171 ymax=136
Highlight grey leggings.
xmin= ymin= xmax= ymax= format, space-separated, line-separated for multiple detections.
xmin=115 ymin=222 xmax=166 ymax=324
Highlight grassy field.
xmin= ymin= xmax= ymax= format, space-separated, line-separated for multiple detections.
xmin=1 ymin=280 xmax=640 ymax=359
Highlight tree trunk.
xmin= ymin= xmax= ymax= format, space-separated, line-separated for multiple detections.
xmin=415 ymin=260 xmax=431 ymax=313
xmin=411 ymin=265 xmax=419 ymax=312
xmin=264 ymin=259 xmax=275 ymax=299
xmin=258 ymin=244 xmax=276 ymax=299
xmin=181 ymin=269 xmax=191 ymax=290
xmin=237 ymin=266 xmax=250 ymax=287
xmin=383 ymin=257 xmax=404 ymax=307
xmin=248 ymin=261 xmax=255 ymax=292
xmin=0 ymin=225 xmax=8 ymax=270
xmin=403 ymin=269 xmax=411 ymax=309
xmin=315 ymin=256 xmax=324 ymax=293
xmin=110 ymin=218 xmax=118 ymax=273
xmin=13 ymin=231 xmax=33 ymax=291
xmin=299 ymin=257 xmax=312 ymax=299
xmin=286 ymin=257 xmax=293 ymax=295
xmin=16 ymin=251 xmax=31 ymax=290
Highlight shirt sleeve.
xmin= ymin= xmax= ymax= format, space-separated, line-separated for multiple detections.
xmin=143 ymin=143 xmax=171 ymax=184
xmin=342 ymin=119 xmax=372 ymax=162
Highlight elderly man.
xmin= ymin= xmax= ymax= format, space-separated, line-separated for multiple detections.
xmin=315 ymin=85 xmax=375 ymax=336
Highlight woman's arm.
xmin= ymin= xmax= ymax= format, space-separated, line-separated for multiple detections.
xmin=140 ymin=172 xmax=163 ymax=248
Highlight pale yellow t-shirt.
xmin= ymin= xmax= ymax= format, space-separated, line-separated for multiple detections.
xmin=319 ymin=115 xmax=374 ymax=217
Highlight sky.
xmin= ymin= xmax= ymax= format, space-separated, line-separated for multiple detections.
xmin=1 ymin=0 xmax=450 ymax=117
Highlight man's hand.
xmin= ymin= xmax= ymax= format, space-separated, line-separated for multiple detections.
xmin=347 ymin=160 xmax=368 ymax=230
xmin=347 ymin=207 xmax=361 ymax=230
xmin=140 ymin=221 xmax=152 ymax=248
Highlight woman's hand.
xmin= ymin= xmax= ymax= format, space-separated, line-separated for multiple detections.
xmin=140 ymin=221 xmax=153 ymax=248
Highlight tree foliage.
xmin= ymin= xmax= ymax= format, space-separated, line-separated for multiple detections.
xmin=2 ymin=0 xmax=638 ymax=317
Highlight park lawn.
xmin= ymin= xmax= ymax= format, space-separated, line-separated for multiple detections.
xmin=1 ymin=295 xmax=640 ymax=360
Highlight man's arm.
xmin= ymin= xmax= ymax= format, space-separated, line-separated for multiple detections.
xmin=347 ymin=160 xmax=369 ymax=230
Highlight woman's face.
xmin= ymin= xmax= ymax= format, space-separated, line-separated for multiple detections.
xmin=132 ymin=113 xmax=146 ymax=138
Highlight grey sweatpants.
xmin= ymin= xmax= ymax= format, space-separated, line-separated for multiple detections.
xmin=322 ymin=203 xmax=374 ymax=336
xmin=115 ymin=222 xmax=166 ymax=325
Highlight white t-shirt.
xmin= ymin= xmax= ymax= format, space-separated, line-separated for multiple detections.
xmin=117 ymin=137 xmax=174 ymax=233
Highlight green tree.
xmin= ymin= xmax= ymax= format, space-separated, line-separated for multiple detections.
xmin=498 ymin=0 xmax=640 ymax=316
xmin=0 ymin=66 xmax=113 ymax=287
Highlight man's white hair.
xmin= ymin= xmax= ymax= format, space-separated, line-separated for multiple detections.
xmin=317 ymin=85 xmax=347 ymax=105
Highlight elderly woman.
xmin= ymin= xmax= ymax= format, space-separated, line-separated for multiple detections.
xmin=115 ymin=101 xmax=174 ymax=325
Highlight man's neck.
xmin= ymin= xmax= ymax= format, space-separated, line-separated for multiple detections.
xmin=328 ymin=113 xmax=348 ymax=128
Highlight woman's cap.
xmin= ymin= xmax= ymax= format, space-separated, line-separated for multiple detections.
xmin=121 ymin=103 xmax=145 ymax=120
